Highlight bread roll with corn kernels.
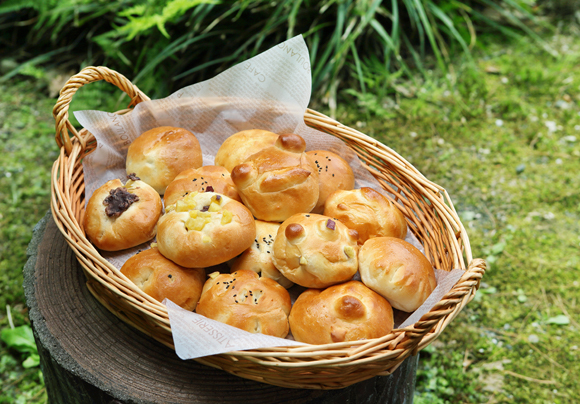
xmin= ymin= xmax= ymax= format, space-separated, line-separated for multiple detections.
xmin=306 ymin=150 xmax=355 ymax=213
xmin=231 ymin=133 xmax=319 ymax=222
xmin=230 ymin=220 xmax=293 ymax=288
xmin=214 ymin=129 xmax=279 ymax=172
xmin=164 ymin=165 xmax=240 ymax=206
xmin=196 ymin=270 xmax=291 ymax=338
xmin=289 ymin=281 xmax=394 ymax=344
xmin=156 ymin=192 xmax=255 ymax=268
xmin=84 ymin=176 xmax=162 ymax=251
xmin=272 ymin=213 xmax=359 ymax=288
xmin=324 ymin=187 xmax=407 ymax=244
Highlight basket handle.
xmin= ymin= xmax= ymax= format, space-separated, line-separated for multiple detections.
xmin=52 ymin=66 xmax=150 ymax=155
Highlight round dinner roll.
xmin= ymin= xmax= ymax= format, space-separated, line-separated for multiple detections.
xmin=358 ymin=237 xmax=437 ymax=312
xmin=231 ymin=133 xmax=319 ymax=222
xmin=230 ymin=220 xmax=293 ymax=288
xmin=84 ymin=176 xmax=162 ymax=251
xmin=157 ymin=191 xmax=255 ymax=268
xmin=323 ymin=187 xmax=407 ymax=244
xmin=289 ymin=281 xmax=394 ymax=344
xmin=214 ymin=129 xmax=278 ymax=172
xmin=164 ymin=166 xmax=240 ymax=206
xmin=272 ymin=213 xmax=359 ymax=289
xmin=120 ymin=248 xmax=205 ymax=311
xmin=306 ymin=150 xmax=355 ymax=213
xmin=196 ymin=270 xmax=291 ymax=338
xmin=126 ymin=126 xmax=203 ymax=195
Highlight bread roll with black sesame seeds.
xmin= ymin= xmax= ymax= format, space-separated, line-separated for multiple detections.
xmin=196 ymin=270 xmax=291 ymax=338
xmin=306 ymin=150 xmax=355 ymax=213
xmin=121 ymin=248 xmax=205 ymax=311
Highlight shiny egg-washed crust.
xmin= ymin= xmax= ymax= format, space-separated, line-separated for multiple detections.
xmin=120 ymin=248 xmax=206 ymax=311
xmin=231 ymin=134 xmax=319 ymax=222
xmin=196 ymin=270 xmax=291 ymax=338
xmin=323 ymin=187 xmax=407 ymax=244
xmin=358 ymin=237 xmax=437 ymax=312
xmin=272 ymin=213 xmax=359 ymax=289
xmin=230 ymin=220 xmax=293 ymax=289
xmin=306 ymin=150 xmax=355 ymax=214
xmin=84 ymin=179 xmax=162 ymax=251
xmin=126 ymin=126 xmax=203 ymax=195
xmin=289 ymin=281 xmax=394 ymax=344
xmin=214 ymin=129 xmax=279 ymax=172
xmin=157 ymin=192 xmax=256 ymax=268
xmin=164 ymin=166 xmax=241 ymax=206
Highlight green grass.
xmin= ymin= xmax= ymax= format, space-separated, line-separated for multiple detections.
xmin=1 ymin=24 xmax=580 ymax=404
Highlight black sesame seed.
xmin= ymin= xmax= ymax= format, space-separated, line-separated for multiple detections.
xmin=193 ymin=179 xmax=197 ymax=182
xmin=168 ymin=274 xmax=172 ymax=278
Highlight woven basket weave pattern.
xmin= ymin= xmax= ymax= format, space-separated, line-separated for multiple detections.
xmin=50 ymin=66 xmax=486 ymax=389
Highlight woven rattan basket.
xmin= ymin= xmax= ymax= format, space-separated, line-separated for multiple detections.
xmin=50 ymin=66 xmax=486 ymax=390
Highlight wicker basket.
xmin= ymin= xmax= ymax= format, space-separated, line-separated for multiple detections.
xmin=51 ymin=66 xmax=486 ymax=390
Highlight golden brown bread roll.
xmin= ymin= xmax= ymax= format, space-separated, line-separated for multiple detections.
xmin=196 ymin=270 xmax=291 ymax=338
xmin=358 ymin=237 xmax=437 ymax=312
xmin=306 ymin=150 xmax=355 ymax=213
xmin=323 ymin=187 xmax=407 ymax=244
xmin=120 ymin=248 xmax=205 ymax=311
xmin=289 ymin=281 xmax=394 ymax=344
xmin=157 ymin=191 xmax=255 ymax=268
xmin=272 ymin=213 xmax=359 ymax=288
xmin=214 ymin=129 xmax=278 ymax=172
xmin=163 ymin=166 xmax=240 ymax=206
xmin=84 ymin=176 xmax=162 ymax=251
xmin=231 ymin=133 xmax=319 ymax=221
xmin=126 ymin=126 xmax=203 ymax=195
xmin=230 ymin=220 xmax=293 ymax=288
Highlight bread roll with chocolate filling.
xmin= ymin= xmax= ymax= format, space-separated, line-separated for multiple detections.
xmin=214 ymin=129 xmax=278 ymax=172
xmin=164 ymin=166 xmax=240 ymax=206
xmin=231 ymin=133 xmax=319 ymax=222
xmin=289 ymin=281 xmax=394 ymax=344
xmin=126 ymin=126 xmax=203 ymax=194
xmin=272 ymin=213 xmax=359 ymax=288
xmin=196 ymin=270 xmax=291 ymax=338
xmin=306 ymin=150 xmax=355 ymax=213
xmin=358 ymin=237 xmax=437 ymax=312
xmin=84 ymin=176 xmax=162 ymax=251
xmin=324 ymin=187 xmax=407 ymax=244
xmin=121 ymin=248 xmax=205 ymax=311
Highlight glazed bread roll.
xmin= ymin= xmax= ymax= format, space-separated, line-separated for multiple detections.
xmin=157 ymin=191 xmax=255 ymax=268
xmin=121 ymin=248 xmax=205 ymax=311
xmin=214 ymin=129 xmax=278 ymax=172
xmin=164 ymin=166 xmax=240 ymax=206
xmin=272 ymin=213 xmax=359 ymax=288
xmin=289 ymin=281 xmax=394 ymax=344
xmin=230 ymin=220 xmax=293 ymax=288
xmin=126 ymin=126 xmax=203 ymax=194
xmin=84 ymin=176 xmax=162 ymax=251
xmin=231 ymin=133 xmax=319 ymax=222
xmin=358 ymin=237 xmax=437 ymax=312
xmin=306 ymin=150 xmax=355 ymax=213
xmin=324 ymin=187 xmax=407 ymax=244
xmin=196 ymin=270 xmax=291 ymax=338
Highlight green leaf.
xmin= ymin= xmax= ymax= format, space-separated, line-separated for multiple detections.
xmin=491 ymin=242 xmax=506 ymax=255
xmin=546 ymin=315 xmax=570 ymax=325
xmin=1 ymin=325 xmax=38 ymax=355
xmin=22 ymin=353 xmax=40 ymax=368
xmin=480 ymin=286 xmax=497 ymax=295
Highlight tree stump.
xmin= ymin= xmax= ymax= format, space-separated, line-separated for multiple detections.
xmin=24 ymin=213 xmax=419 ymax=404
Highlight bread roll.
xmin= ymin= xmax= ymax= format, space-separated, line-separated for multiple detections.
xmin=306 ymin=150 xmax=355 ymax=213
xmin=230 ymin=220 xmax=293 ymax=288
xmin=214 ymin=129 xmax=278 ymax=172
xmin=196 ymin=270 xmax=291 ymax=338
xmin=231 ymin=133 xmax=319 ymax=221
xmin=157 ymin=191 xmax=255 ymax=268
xmin=358 ymin=237 xmax=437 ymax=312
xmin=289 ymin=281 xmax=394 ymax=344
xmin=164 ymin=166 xmax=240 ymax=206
xmin=126 ymin=126 xmax=203 ymax=194
xmin=84 ymin=176 xmax=162 ymax=251
xmin=121 ymin=248 xmax=205 ymax=311
xmin=272 ymin=213 xmax=359 ymax=288
xmin=323 ymin=187 xmax=407 ymax=244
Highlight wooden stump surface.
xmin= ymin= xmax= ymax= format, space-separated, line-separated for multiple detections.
xmin=24 ymin=213 xmax=419 ymax=404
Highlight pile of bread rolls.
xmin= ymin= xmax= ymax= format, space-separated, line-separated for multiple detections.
xmin=84 ymin=126 xmax=437 ymax=344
